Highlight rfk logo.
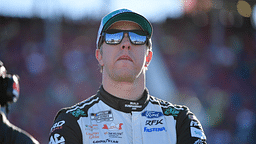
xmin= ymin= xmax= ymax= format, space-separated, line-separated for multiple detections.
xmin=49 ymin=133 xmax=65 ymax=144
xmin=145 ymin=119 xmax=163 ymax=126
xmin=102 ymin=123 xmax=123 ymax=130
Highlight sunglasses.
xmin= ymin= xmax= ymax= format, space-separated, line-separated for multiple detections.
xmin=101 ymin=29 xmax=149 ymax=45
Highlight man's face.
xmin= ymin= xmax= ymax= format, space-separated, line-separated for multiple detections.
xmin=96 ymin=21 xmax=152 ymax=83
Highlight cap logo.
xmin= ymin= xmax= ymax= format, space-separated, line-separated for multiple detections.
xmin=102 ymin=9 xmax=132 ymax=25
xmin=111 ymin=9 xmax=132 ymax=17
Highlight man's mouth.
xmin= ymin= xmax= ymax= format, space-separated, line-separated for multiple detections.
xmin=117 ymin=55 xmax=133 ymax=62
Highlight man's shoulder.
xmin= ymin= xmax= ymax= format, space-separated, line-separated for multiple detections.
xmin=49 ymin=95 xmax=100 ymax=143
xmin=149 ymin=95 xmax=188 ymax=109
xmin=55 ymin=94 xmax=100 ymax=120
xmin=149 ymin=96 xmax=190 ymax=118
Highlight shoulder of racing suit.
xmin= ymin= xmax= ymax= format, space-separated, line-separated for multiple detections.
xmin=149 ymin=96 xmax=207 ymax=144
xmin=49 ymin=94 xmax=99 ymax=144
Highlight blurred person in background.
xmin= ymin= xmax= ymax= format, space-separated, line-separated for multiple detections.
xmin=49 ymin=8 xmax=207 ymax=144
xmin=0 ymin=61 xmax=39 ymax=144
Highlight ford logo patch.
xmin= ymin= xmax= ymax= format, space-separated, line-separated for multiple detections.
xmin=141 ymin=111 xmax=163 ymax=118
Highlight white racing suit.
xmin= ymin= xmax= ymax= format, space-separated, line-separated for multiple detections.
xmin=49 ymin=85 xmax=207 ymax=144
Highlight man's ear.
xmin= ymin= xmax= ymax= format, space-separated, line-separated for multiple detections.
xmin=95 ymin=49 xmax=104 ymax=66
xmin=145 ymin=50 xmax=153 ymax=67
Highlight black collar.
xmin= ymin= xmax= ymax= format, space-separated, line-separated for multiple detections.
xmin=97 ymin=85 xmax=150 ymax=113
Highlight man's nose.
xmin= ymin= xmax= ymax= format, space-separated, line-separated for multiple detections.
xmin=121 ymin=33 xmax=131 ymax=50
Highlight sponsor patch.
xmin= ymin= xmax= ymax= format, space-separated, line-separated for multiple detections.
xmin=141 ymin=111 xmax=163 ymax=118
xmin=71 ymin=108 xmax=87 ymax=117
xmin=124 ymin=102 xmax=142 ymax=110
xmin=49 ymin=133 xmax=65 ymax=144
xmin=93 ymin=139 xmax=119 ymax=143
xmin=104 ymin=132 xmax=123 ymax=138
xmin=86 ymin=132 xmax=100 ymax=139
xmin=145 ymin=119 xmax=163 ymax=126
xmin=90 ymin=110 xmax=114 ymax=123
xmin=190 ymin=121 xmax=202 ymax=129
xmin=163 ymin=106 xmax=180 ymax=116
xmin=102 ymin=123 xmax=123 ymax=130
xmin=85 ymin=124 xmax=99 ymax=131
xmin=144 ymin=127 xmax=166 ymax=132
xmin=50 ymin=120 xmax=65 ymax=132
xmin=190 ymin=127 xmax=206 ymax=139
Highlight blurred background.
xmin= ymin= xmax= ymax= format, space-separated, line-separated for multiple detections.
xmin=0 ymin=0 xmax=256 ymax=143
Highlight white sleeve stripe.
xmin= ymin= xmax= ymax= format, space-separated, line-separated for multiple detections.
xmin=66 ymin=97 xmax=99 ymax=114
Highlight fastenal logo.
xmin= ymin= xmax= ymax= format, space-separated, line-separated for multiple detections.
xmin=90 ymin=110 xmax=114 ymax=123
xmin=144 ymin=127 xmax=166 ymax=132
xmin=141 ymin=111 xmax=163 ymax=118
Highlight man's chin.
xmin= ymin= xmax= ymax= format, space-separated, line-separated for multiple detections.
xmin=111 ymin=73 xmax=137 ymax=83
xmin=107 ymin=66 xmax=142 ymax=82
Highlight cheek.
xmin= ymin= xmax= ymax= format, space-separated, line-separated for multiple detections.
xmin=102 ymin=47 xmax=116 ymax=65
xmin=134 ymin=48 xmax=147 ymax=65
xmin=102 ymin=53 xmax=112 ymax=64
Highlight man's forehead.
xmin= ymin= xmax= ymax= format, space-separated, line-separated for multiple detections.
xmin=107 ymin=20 xmax=143 ymax=30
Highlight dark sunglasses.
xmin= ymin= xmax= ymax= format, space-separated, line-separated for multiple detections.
xmin=101 ymin=29 xmax=149 ymax=45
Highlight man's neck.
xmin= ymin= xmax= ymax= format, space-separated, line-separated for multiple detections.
xmin=102 ymin=73 xmax=145 ymax=101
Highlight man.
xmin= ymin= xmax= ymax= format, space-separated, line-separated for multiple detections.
xmin=0 ymin=61 xmax=39 ymax=144
xmin=49 ymin=8 xmax=207 ymax=144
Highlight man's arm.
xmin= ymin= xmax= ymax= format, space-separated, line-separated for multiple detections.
xmin=176 ymin=107 xmax=207 ymax=144
xmin=49 ymin=109 xmax=82 ymax=144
